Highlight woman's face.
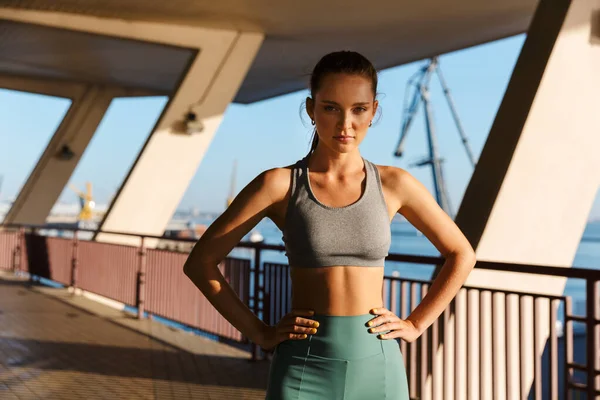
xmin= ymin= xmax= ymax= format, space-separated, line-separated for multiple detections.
xmin=307 ymin=73 xmax=378 ymax=154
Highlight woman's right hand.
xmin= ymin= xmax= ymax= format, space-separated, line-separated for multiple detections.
xmin=259 ymin=309 xmax=320 ymax=351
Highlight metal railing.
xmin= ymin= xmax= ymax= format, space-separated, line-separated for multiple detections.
xmin=0 ymin=223 xmax=598 ymax=399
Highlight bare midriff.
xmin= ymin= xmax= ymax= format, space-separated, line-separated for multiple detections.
xmin=289 ymin=265 xmax=385 ymax=316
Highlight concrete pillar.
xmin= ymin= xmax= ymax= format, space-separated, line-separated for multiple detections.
xmin=0 ymin=9 xmax=264 ymax=246
xmin=457 ymin=0 xmax=600 ymax=274
xmin=1 ymin=81 xmax=115 ymax=225
xmin=96 ymin=31 xmax=263 ymax=246
xmin=443 ymin=0 xmax=600 ymax=398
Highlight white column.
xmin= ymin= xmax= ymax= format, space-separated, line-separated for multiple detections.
xmin=96 ymin=31 xmax=263 ymax=246
xmin=451 ymin=0 xmax=600 ymax=398
xmin=1 ymin=80 xmax=115 ymax=225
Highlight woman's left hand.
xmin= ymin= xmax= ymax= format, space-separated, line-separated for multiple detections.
xmin=366 ymin=308 xmax=421 ymax=343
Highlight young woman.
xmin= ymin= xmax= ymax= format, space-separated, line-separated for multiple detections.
xmin=183 ymin=51 xmax=476 ymax=399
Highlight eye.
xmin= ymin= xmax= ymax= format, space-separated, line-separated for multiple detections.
xmin=324 ymin=105 xmax=337 ymax=112
xmin=354 ymin=107 xmax=367 ymax=113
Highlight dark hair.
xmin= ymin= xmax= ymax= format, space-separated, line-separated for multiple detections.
xmin=307 ymin=51 xmax=378 ymax=154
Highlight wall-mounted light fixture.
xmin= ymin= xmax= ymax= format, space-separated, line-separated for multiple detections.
xmin=56 ymin=145 xmax=75 ymax=161
xmin=170 ymin=111 xmax=204 ymax=135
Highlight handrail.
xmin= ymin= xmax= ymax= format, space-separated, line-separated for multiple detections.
xmin=2 ymin=222 xmax=599 ymax=280
xmin=1 ymin=222 xmax=597 ymax=397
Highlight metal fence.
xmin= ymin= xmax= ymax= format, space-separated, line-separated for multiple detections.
xmin=0 ymin=224 xmax=598 ymax=399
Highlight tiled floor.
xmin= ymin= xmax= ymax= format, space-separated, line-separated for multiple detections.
xmin=0 ymin=273 xmax=270 ymax=399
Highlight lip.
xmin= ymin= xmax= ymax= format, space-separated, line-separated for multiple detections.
xmin=334 ymin=136 xmax=355 ymax=140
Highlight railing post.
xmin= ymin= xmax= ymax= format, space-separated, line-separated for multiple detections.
xmin=136 ymin=236 xmax=147 ymax=319
xmin=251 ymin=245 xmax=262 ymax=361
xmin=264 ymin=292 xmax=272 ymax=327
xmin=564 ymin=297 xmax=573 ymax=400
xmin=70 ymin=229 xmax=79 ymax=291
xmin=596 ymin=281 xmax=600 ymax=397
xmin=28 ymin=228 xmax=37 ymax=285
xmin=12 ymin=228 xmax=23 ymax=273
xmin=19 ymin=227 xmax=25 ymax=275
xmin=586 ymin=280 xmax=599 ymax=399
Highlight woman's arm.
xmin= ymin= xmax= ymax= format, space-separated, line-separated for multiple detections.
xmin=355 ymin=165 xmax=475 ymax=342
xmin=183 ymin=168 xmax=287 ymax=346
xmin=391 ymin=168 xmax=476 ymax=337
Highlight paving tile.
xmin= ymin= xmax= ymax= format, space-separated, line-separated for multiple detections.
xmin=0 ymin=274 xmax=270 ymax=399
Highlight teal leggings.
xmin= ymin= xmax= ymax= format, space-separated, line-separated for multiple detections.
xmin=265 ymin=314 xmax=410 ymax=399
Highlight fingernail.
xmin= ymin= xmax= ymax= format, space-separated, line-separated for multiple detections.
xmin=301 ymin=334 xmax=307 ymax=338
xmin=368 ymin=328 xmax=374 ymax=333
xmin=379 ymin=334 xmax=386 ymax=339
xmin=313 ymin=322 xmax=319 ymax=328
xmin=311 ymin=328 xmax=317 ymax=334
xmin=367 ymin=321 xmax=373 ymax=327
xmin=371 ymin=308 xmax=377 ymax=313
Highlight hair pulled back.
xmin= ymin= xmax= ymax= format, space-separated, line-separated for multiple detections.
xmin=308 ymin=51 xmax=378 ymax=154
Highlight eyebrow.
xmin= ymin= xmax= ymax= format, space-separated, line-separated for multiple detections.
xmin=321 ymin=100 xmax=371 ymax=106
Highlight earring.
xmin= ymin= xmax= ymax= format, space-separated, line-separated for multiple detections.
xmin=311 ymin=120 xmax=315 ymax=126
xmin=369 ymin=121 xmax=372 ymax=127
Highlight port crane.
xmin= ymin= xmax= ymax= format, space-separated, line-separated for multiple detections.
xmin=69 ymin=182 xmax=95 ymax=222
xmin=393 ymin=56 xmax=477 ymax=218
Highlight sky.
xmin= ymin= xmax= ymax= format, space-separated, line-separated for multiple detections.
xmin=1 ymin=33 xmax=599 ymax=221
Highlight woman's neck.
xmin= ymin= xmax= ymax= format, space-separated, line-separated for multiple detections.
xmin=308 ymin=147 xmax=364 ymax=175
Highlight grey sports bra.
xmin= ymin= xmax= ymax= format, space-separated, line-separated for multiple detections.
xmin=282 ymin=155 xmax=392 ymax=268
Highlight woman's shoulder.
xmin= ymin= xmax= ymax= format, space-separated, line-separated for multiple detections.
xmin=257 ymin=161 xmax=299 ymax=203
xmin=370 ymin=162 xmax=411 ymax=189
xmin=370 ymin=162 xmax=429 ymax=206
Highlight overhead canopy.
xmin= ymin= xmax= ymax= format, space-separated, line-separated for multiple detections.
xmin=0 ymin=20 xmax=196 ymax=95
xmin=1 ymin=0 xmax=538 ymax=102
